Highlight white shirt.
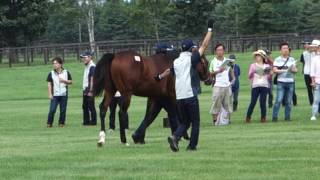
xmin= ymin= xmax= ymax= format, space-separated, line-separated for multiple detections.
xmin=115 ymin=91 xmax=121 ymax=97
xmin=274 ymin=56 xmax=296 ymax=83
xmin=303 ymin=51 xmax=312 ymax=75
xmin=83 ymin=61 xmax=96 ymax=90
xmin=173 ymin=52 xmax=194 ymax=100
xmin=210 ymin=57 xmax=231 ymax=87
xmin=310 ymin=54 xmax=320 ymax=84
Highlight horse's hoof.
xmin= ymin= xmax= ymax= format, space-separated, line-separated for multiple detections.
xmin=132 ymin=134 xmax=145 ymax=144
xmin=97 ymin=131 xmax=106 ymax=147
xmin=97 ymin=142 xmax=104 ymax=147
xmin=131 ymin=134 xmax=139 ymax=144
xmin=121 ymin=142 xmax=130 ymax=146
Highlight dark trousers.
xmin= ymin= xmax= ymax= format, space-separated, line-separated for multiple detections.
xmin=246 ymin=87 xmax=268 ymax=119
xmin=268 ymin=79 xmax=273 ymax=107
xmin=174 ymin=96 xmax=200 ymax=149
xmin=83 ymin=95 xmax=97 ymax=125
xmin=232 ymin=89 xmax=239 ymax=111
xmin=305 ymin=74 xmax=314 ymax=105
xmin=47 ymin=96 xmax=68 ymax=125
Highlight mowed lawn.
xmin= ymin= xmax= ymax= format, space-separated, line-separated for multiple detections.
xmin=1 ymin=50 xmax=320 ymax=180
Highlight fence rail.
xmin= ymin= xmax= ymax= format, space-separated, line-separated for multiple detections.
xmin=0 ymin=33 xmax=316 ymax=68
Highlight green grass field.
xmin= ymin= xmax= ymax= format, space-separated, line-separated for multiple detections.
xmin=1 ymin=50 xmax=320 ymax=180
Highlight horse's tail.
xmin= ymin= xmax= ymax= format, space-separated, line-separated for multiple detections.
xmin=93 ymin=53 xmax=115 ymax=97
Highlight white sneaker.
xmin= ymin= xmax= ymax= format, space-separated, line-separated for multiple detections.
xmin=311 ymin=116 xmax=317 ymax=121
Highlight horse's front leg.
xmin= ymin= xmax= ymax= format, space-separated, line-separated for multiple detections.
xmin=132 ymin=98 xmax=162 ymax=144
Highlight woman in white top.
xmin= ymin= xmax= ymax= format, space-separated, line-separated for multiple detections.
xmin=246 ymin=50 xmax=272 ymax=123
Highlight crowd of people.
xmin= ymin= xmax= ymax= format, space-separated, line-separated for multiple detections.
xmin=44 ymin=31 xmax=320 ymax=152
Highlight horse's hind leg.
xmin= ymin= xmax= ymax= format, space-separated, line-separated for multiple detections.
xmin=99 ymin=98 xmax=106 ymax=131
xmin=119 ymin=94 xmax=131 ymax=145
xmin=97 ymin=92 xmax=113 ymax=147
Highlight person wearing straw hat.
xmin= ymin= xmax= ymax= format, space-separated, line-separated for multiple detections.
xmin=272 ymin=43 xmax=298 ymax=122
xmin=245 ymin=50 xmax=272 ymax=123
xmin=309 ymin=40 xmax=320 ymax=120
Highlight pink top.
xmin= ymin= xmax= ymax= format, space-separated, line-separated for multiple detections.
xmin=310 ymin=55 xmax=320 ymax=84
xmin=248 ymin=63 xmax=271 ymax=88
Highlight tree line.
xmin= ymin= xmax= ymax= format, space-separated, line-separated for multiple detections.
xmin=1 ymin=0 xmax=320 ymax=48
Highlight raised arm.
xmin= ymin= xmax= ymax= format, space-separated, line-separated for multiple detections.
xmin=198 ymin=19 xmax=214 ymax=57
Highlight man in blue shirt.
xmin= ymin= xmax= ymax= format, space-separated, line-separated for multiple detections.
xmin=229 ymin=54 xmax=241 ymax=111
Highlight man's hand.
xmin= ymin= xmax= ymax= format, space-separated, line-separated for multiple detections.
xmin=208 ymin=19 xmax=214 ymax=31
xmin=290 ymin=65 xmax=298 ymax=73
xmin=219 ymin=67 xmax=225 ymax=73
xmin=59 ymin=77 xmax=66 ymax=83
xmin=87 ymin=91 xmax=93 ymax=97
xmin=49 ymin=94 xmax=53 ymax=100
xmin=154 ymin=74 xmax=162 ymax=81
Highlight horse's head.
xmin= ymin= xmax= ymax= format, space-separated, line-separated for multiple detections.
xmin=155 ymin=47 xmax=180 ymax=62
xmin=196 ymin=55 xmax=210 ymax=82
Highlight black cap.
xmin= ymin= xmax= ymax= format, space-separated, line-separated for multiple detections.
xmin=229 ymin=54 xmax=236 ymax=60
xmin=80 ymin=51 xmax=93 ymax=58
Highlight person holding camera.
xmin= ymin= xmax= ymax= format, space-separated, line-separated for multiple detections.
xmin=272 ymin=43 xmax=297 ymax=122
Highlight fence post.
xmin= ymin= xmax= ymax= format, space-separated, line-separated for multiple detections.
xmin=62 ymin=47 xmax=65 ymax=61
xmin=26 ymin=46 xmax=30 ymax=66
xmin=77 ymin=44 xmax=81 ymax=62
xmin=30 ymin=48 xmax=34 ymax=63
xmin=9 ymin=48 xmax=12 ymax=68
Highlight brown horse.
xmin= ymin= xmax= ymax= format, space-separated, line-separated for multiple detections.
xmin=93 ymin=50 xmax=209 ymax=146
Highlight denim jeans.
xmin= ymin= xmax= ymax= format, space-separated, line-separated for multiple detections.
xmin=232 ymin=89 xmax=239 ymax=111
xmin=246 ymin=87 xmax=268 ymax=119
xmin=47 ymin=96 xmax=68 ymax=125
xmin=272 ymin=82 xmax=294 ymax=120
xmin=174 ymin=96 xmax=200 ymax=149
xmin=312 ymin=85 xmax=320 ymax=116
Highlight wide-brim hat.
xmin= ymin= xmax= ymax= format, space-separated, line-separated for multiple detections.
xmin=309 ymin=40 xmax=320 ymax=47
xmin=253 ymin=50 xmax=267 ymax=59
